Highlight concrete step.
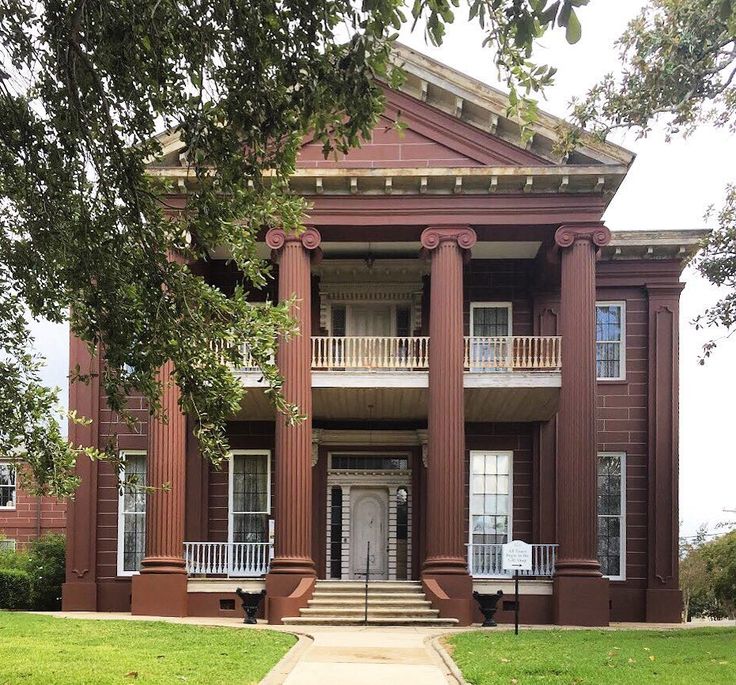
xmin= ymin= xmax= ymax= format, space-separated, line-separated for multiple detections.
xmin=282 ymin=616 xmax=459 ymax=626
xmin=300 ymin=607 xmax=440 ymax=618
xmin=314 ymin=581 xmax=422 ymax=592
xmin=310 ymin=591 xmax=426 ymax=600
xmin=308 ymin=597 xmax=432 ymax=607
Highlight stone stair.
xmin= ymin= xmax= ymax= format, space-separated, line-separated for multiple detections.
xmin=281 ymin=580 xmax=459 ymax=626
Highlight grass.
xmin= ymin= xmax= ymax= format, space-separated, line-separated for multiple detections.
xmin=446 ymin=627 xmax=736 ymax=685
xmin=0 ymin=612 xmax=296 ymax=685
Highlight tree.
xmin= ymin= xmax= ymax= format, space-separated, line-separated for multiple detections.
xmin=561 ymin=0 xmax=736 ymax=357
xmin=0 ymin=0 xmax=587 ymax=496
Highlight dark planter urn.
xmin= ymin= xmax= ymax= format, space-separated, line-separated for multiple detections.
xmin=473 ymin=590 xmax=504 ymax=627
xmin=235 ymin=588 xmax=266 ymax=624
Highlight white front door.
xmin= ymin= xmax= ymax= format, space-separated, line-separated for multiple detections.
xmin=350 ymin=488 xmax=388 ymax=579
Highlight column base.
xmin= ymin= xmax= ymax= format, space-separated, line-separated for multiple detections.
xmin=131 ymin=572 xmax=188 ymax=617
xmin=62 ymin=581 xmax=98 ymax=611
xmin=554 ymin=574 xmax=609 ymax=626
xmin=421 ymin=568 xmax=473 ymax=626
xmin=646 ymin=588 xmax=682 ymax=623
xmin=265 ymin=571 xmax=316 ymax=625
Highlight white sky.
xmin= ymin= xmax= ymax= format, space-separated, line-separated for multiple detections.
xmin=29 ymin=0 xmax=735 ymax=536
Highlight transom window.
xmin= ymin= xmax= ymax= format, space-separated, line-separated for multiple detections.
xmin=330 ymin=454 xmax=409 ymax=471
xmin=596 ymin=302 xmax=626 ymax=380
xmin=470 ymin=451 xmax=512 ymax=545
xmin=598 ymin=452 xmax=626 ymax=580
xmin=230 ymin=451 xmax=270 ymax=543
xmin=0 ymin=462 xmax=16 ymax=509
xmin=117 ymin=452 xmax=146 ymax=575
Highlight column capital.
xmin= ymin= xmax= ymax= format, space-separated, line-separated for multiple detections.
xmin=554 ymin=223 xmax=611 ymax=249
xmin=420 ymin=226 xmax=477 ymax=251
xmin=266 ymin=226 xmax=322 ymax=252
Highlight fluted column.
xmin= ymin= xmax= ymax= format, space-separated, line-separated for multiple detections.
xmin=419 ymin=226 xmax=475 ymax=625
xmin=553 ymin=223 xmax=610 ymax=626
xmin=265 ymin=227 xmax=320 ymax=623
xmin=132 ymin=360 xmax=188 ymax=616
xmin=141 ymin=360 xmax=187 ymax=572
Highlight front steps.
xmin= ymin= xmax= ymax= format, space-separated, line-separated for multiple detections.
xmin=281 ymin=580 xmax=459 ymax=626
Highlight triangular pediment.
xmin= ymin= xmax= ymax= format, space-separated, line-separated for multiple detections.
xmin=297 ymin=88 xmax=549 ymax=170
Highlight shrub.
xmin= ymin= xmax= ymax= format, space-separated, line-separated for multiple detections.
xmin=0 ymin=568 xmax=33 ymax=610
xmin=26 ymin=534 xmax=66 ymax=611
xmin=0 ymin=546 xmax=30 ymax=571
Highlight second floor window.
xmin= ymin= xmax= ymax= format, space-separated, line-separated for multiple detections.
xmin=596 ymin=302 xmax=626 ymax=380
xmin=0 ymin=462 xmax=16 ymax=509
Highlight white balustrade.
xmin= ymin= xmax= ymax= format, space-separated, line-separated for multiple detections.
xmin=184 ymin=542 xmax=273 ymax=577
xmin=311 ymin=336 xmax=430 ymax=371
xmin=467 ymin=543 xmax=558 ymax=578
xmin=464 ymin=336 xmax=561 ymax=371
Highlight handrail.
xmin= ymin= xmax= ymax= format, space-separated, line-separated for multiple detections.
xmin=467 ymin=543 xmax=558 ymax=578
xmin=311 ymin=336 xmax=430 ymax=371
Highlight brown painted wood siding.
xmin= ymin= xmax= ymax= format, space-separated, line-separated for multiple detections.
xmin=596 ymin=287 xmax=649 ymax=589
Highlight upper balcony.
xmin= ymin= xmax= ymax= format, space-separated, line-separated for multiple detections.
xmin=234 ymin=334 xmax=561 ymax=423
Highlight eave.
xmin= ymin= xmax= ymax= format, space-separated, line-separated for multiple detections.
xmin=603 ymin=229 xmax=710 ymax=261
xmin=147 ymin=164 xmax=627 ymax=198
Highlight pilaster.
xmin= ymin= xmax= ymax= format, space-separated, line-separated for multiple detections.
xmin=645 ymin=282 xmax=684 ymax=622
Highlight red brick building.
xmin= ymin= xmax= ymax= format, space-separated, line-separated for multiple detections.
xmin=61 ymin=46 xmax=703 ymax=626
xmin=0 ymin=468 xmax=66 ymax=549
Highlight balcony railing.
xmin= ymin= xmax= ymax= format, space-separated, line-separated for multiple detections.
xmin=225 ymin=335 xmax=561 ymax=374
xmin=467 ymin=543 xmax=558 ymax=578
xmin=184 ymin=542 xmax=273 ymax=577
xmin=464 ymin=336 xmax=561 ymax=371
xmin=311 ymin=336 xmax=430 ymax=371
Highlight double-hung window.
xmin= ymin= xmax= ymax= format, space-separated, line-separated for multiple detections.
xmin=597 ymin=452 xmax=626 ymax=580
xmin=469 ymin=303 xmax=512 ymax=371
xmin=596 ymin=302 xmax=626 ymax=380
xmin=470 ymin=451 xmax=512 ymax=545
xmin=117 ymin=451 xmax=147 ymax=576
xmin=0 ymin=462 xmax=16 ymax=509
xmin=229 ymin=451 xmax=270 ymax=544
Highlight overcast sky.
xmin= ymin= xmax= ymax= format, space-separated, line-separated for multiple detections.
xmin=29 ymin=1 xmax=735 ymax=537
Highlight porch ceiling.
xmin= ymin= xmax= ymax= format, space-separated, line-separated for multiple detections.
xmin=233 ymin=372 xmax=560 ymax=422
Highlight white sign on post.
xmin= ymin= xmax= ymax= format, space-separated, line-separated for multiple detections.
xmin=502 ymin=540 xmax=533 ymax=572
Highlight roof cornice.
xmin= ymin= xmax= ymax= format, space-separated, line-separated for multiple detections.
xmin=388 ymin=43 xmax=635 ymax=168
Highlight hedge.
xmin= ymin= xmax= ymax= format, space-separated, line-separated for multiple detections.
xmin=0 ymin=568 xmax=33 ymax=610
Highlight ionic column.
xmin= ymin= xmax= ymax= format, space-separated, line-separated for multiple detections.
xmin=132 ymin=360 xmax=188 ymax=616
xmin=553 ymin=223 xmax=610 ymax=626
xmin=265 ymin=227 xmax=320 ymax=623
xmin=420 ymin=226 xmax=476 ymax=625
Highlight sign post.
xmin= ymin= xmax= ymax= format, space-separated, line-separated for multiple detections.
xmin=502 ymin=540 xmax=532 ymax=635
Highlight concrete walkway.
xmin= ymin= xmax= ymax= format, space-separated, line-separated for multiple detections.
xmin=277 ymin=626 xmax=454 ymax=685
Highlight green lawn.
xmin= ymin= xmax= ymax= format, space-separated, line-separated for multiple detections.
xmin=0 ymin=612 xmax=295 ymax=685
xmin=447 ymin=627 xmax=736 ymax=685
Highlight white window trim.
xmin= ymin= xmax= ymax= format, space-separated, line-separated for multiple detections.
xmin=469 ymin=302 xmax=513 ymax=337
xmin=467 ymin=450 xmax=514 ymax=547
xmin=117 ymin=450 xmax=147 ymax=577
xmin=598 ymin=451 xmax=627 ymax=581
xmin=0 ymin=461 xmax=16 ymax=511
xmin=596 ymin=301 xmax=627 ymax=381
xmin=228 ymin=450 xmax=271 ymax=546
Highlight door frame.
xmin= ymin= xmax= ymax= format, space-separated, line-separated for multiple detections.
xmin=326 ymin=451 xmax=412 ymax=581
